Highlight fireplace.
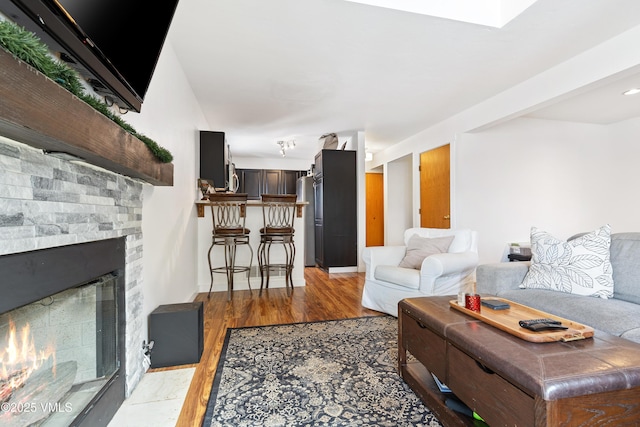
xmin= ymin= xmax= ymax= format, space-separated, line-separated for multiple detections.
xmin=0 ymin=238 xmax=126 ymax=426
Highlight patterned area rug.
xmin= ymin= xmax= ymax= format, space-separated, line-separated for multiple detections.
xmin=202 ymin=316 xmax=443 ymax=426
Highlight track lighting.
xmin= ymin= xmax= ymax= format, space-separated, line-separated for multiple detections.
xmin=277 ymin=140 xmax=295 ymax=157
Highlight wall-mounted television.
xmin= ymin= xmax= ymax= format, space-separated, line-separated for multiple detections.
xmin=0 ymin=0 xmax=180 ymax=112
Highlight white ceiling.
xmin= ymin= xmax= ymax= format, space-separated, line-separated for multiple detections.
xmin=167 ymin=0 xmax=640 ymax=161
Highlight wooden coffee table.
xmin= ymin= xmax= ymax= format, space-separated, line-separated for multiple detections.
xmin=398 ymin=295 xmax=640 ymax=427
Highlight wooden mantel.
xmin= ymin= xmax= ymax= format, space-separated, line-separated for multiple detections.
xmin=0 ymin=49 xmax=173 ymax=186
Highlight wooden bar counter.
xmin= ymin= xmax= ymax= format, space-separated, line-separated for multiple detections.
xmin=195 ymin=199 xmax=307 ymax=218
xmin=195 ymin=197 xmax=308 ymax=294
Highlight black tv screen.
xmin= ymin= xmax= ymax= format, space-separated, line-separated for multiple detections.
xmin=0 ymin=0 xmax=180 ymax=112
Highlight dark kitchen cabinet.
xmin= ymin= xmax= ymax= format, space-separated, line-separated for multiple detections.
xmin=314 ymin=150 xmax=357 ymax=270
xmin=238 ymin=169 xmax=305 ymax=199
xmin=199 ymin=131 xmax=227 ymax=189
xmin=282 ymin=170 xmax=300 ymax=194
xmin=263 ymin=170 xmax=282 ymax=195
xmin=239 ymin=169 xmax=263 ymax=199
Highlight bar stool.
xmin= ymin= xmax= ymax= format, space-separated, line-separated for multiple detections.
xmin=207 ymin=193 xmax=253 ymax=300
xmin=258 ymin=194 xmax=297 ymax=295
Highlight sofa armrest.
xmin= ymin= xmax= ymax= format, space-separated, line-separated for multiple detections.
xmin=362 ymin=246 xmax=406 ymax=280
xmin=476 ymin=262 xmax=530 ymax=295
xmin=419 ymin=251 xmax=479 ymax=293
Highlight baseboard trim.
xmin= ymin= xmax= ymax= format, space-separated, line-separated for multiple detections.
xmin=326 ymin=266 xmax=358 ymax=274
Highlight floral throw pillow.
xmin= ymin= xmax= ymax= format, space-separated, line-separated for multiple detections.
xmin=520 ymin=224 xmax=613 ymax=298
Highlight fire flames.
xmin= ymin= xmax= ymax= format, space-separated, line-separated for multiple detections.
xmin=0 ymin=318 xmax=55 ymax=403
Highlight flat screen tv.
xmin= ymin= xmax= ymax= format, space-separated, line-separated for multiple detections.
xmin=0 ymin=0 xmax=180 ymax=112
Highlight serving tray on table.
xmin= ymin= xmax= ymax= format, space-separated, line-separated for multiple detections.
xmin=449 ymin=297 xmax=594 ymax=343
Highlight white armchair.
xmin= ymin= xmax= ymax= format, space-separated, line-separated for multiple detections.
xmin=361 ymin=228 xmax=479 ymax=316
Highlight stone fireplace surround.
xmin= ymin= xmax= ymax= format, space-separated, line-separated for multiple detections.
xmin=0 ymin=136 xmax=146 ymax=423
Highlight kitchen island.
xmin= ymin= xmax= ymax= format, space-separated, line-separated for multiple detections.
xmin=195 ymin=199 xmax=308 ymax=294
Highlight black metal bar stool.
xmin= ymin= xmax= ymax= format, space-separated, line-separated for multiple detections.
xmin=207 ymin=193 xmax=253 ymax=300
xmin=258 ymin=194 xmax=296 ymax=295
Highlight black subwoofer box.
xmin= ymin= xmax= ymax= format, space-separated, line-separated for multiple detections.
xmin=148 ymin=301 xmax=204 ymax=368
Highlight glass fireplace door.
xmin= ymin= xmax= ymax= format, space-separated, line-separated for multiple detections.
xmin=0 ymin=273 xmax=119 ymax=426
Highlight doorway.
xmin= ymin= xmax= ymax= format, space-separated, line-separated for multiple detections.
xmin=420 ymin=144 xmax=450 ymax=229
xmin=365 ymin=172 xmax=384 ymax=246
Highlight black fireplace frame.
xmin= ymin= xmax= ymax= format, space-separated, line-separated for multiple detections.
xmin=0 ymin=237 xmax=127 ymax=426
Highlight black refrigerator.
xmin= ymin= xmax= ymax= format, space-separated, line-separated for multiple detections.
xmin=313 ymin=149 xmax=357 ymax=270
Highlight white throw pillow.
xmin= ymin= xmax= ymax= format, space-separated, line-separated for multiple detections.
xmin=398 ymin=235 xmax=454 ymax=270
xmin=520 ymin=224 xmax=613 ymax=298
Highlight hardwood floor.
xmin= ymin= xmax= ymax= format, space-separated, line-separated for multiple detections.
xmin=168 ymin=267 xmax=383 ymax=426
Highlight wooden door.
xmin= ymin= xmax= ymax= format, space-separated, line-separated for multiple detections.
xmin=420 ymin=144 xmax=450 ymax=228
xmin=365 ymin=173 xmax=384 ymax=246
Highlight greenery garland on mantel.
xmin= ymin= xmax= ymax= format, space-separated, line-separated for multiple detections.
xmin=0 ymin=19 xmax=173 ymax=163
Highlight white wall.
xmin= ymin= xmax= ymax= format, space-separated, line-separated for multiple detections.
xmin=456 ymin=116 xmax=640 ymax=263
xmin=233 ymin=156 xmax=312 ymax=172
xmin=122 ymin=41 xmax=208 ymax=335
xmin=385 ymin=154 xmax=413 ymax=245
xmin=373 ymin=115 xmax=640 ymax=266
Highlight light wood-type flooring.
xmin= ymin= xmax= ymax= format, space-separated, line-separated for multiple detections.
xmin=154 ymin=267 xmax=383 ymax=426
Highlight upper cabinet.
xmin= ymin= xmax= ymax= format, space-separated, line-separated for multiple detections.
xmin=237 ymin=169 xmax=306 ymax=199
xmin=199 ymin=131 xmax=228 ymax=189
xmin=239 ymin=169 xmax=262 ymax=199
xmin=263 ymin=170 xmax=282 ymax=195
xmin=281 ymin=170 xmax=302 ymax=194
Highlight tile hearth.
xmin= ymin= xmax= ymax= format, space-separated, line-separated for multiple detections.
xmin=108 ymin=368 xmax=195 ymax=426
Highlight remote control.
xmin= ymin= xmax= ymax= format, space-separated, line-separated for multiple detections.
xmin=520 ymin=322 xmax=568 ymax=332
xmin=519 ymin=318 xmax=561 ymax=328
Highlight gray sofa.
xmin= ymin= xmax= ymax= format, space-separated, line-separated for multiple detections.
xmin=476 ymin=232 xmax=640 ymax=344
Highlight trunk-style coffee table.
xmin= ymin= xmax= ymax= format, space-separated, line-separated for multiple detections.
xmin=398 ymin=295 xmax=640 ymax=427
